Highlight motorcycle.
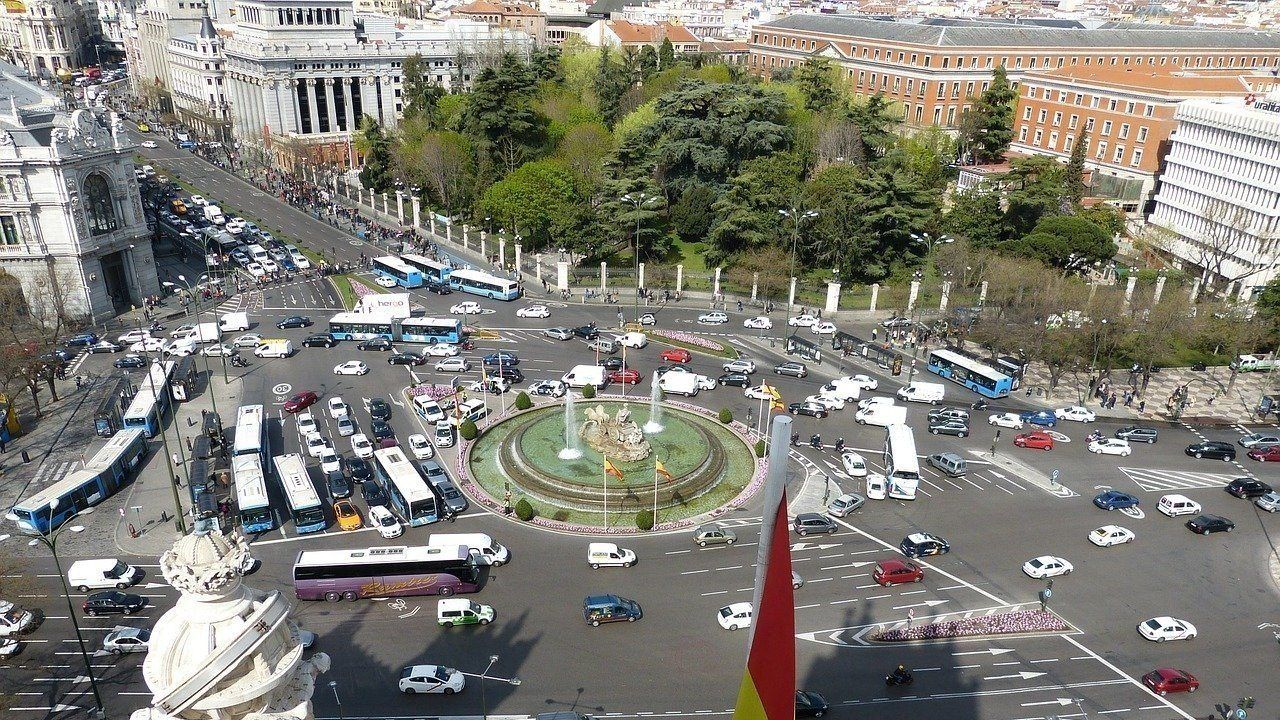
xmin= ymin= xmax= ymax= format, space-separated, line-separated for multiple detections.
xmin=971 ymin=399 xmax=989 ymax=410
xmin=790 ymin=432 xmax=800 ymax=447
xmin=834 ymin=438 xmax=845 ymax=453
xmin=885 ymin=670 xmax=913 ymax=687
xmin=1086 ymin=430 xmax=1103 ymax=443
xmin=809 ymin=434 xmax=823 ymax=450
xmin=231 ymin=356 xmax=250 ymax=368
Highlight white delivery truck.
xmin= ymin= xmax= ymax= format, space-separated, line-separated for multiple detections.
xmin=203 ymin=204 xmax=225 ymax=225
xmin=171 ymin=321 xmax=220 ymax=343
xmin=562 ymin=364 xmax=607 ymax=389
xmin=427 ymin=533 xmax=509 ymax=566
xmin=820 ymin=379 xmax=862 ymax=402
xmin=219 ymin=312 xmax=250 ymax=332
xmin=896 ymin=381 xmax=945 ymax=404
xmin=254 ymin=339 xmax=293 ymax=358
xmin=657 ymin=371 xmax=700 ymax=397
xmin=855 ymin=404 xmax=908 ymax=427
xmin=587 ymin=542 xmax=637 ymax=568
xmin=68 ymin=559 xmax=141 ymax=592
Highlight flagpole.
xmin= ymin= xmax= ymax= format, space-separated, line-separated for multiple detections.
xmin=603 ymin=454 xmax=608 ymax=529
xmin=653 ymin=465 xmax=659 ymax=527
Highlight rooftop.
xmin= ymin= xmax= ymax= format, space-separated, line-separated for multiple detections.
xmin=1024 ymin=64 xmax=1261 ymax=96
xmin=609 ymin=19 xmax=700 ymax=44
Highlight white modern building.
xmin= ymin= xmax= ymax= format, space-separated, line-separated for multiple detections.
xmin=0 ymin=0 xmax=97 ymax=79
xmin=1148 ymin=98 xmax=1280 ymax=300
xmin=0 ymin=62 xmax=159 ymax=325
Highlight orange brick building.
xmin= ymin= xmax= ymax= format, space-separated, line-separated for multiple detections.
xmin=454 ymin=1 xmax=547 ymax=46
xmin=748 ymin=16 xmax=1280 ymax=130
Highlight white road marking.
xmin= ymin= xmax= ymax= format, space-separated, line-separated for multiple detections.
xmin=1061 ymin=635 xmax=1195 ymax=720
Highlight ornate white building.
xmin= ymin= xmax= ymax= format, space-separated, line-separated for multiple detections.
xmin=1148 ymin=97 xmax=1280 ymax=300
xmin=132 ymin=0 xmax=208 ymax=105
xmin=169 ymin=10 xmax=230 ymax=142
xmin=0 ymin=61 xmax=159 ymax=324
xmin=0 ymin=0 xmax=97 ymax=79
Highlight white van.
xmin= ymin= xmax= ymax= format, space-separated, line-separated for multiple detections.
xmin=219 ymin=312 xmax=250 ymax=332
xmin=588 ymin=542 xmax=636 ymax=568
xmin=0 ymin=601 xmax=37 ymax=636
xmin=247 ymin=243 xmax=269 ymax=263
xmin=448 ymin=399 xmax=488 ymax=426
xmin=68 ymin=559 xmax=141 ymax=592
xmin=820 ymin=379 xmax=862 ymax=402
xmin=896 ymin=381 xmax=945 ymax=404
xmin=616 ymin=332 xmax=648 ymax=349
xmin=428 ymin=533 xmax=509 ymax=566
xmin=854 ymin=404 xmax=907 ymax=427
xmin=657 ymin=371 xmax=700 ymax=397
xmin=368 ymin=505 xmax=403 ymax=538
xmin=1158 ymin=494 xmax=1202 ymax=517
xmin=562 ymin=364 xmax=607 ymax=389
xmin=254 ymin=339 xmax=293 ymax=358
xmin=413 ymin=396 xmax=446 ymax=423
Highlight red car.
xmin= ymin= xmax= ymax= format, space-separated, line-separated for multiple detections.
xmin=283 ymin=391 xmax=318 ymax=413
xmin=873 ymin=560 xmax=923 ymax=586
xmin=1247 ymin=446 xmax=1280 ymax=462
xmin=1142 ymin=668 xmax=1198 ymax=696
xmin=659 ymin=348 xmax=691 ymax=363
xmin=608 ymin=369 xmax=643 ymax=385
xmin=1014 ymin=431 xmax=1054 ymax=451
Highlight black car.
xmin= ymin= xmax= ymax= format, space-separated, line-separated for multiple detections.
xmin=83 ymin=591 xmax=146 ymax=616
xmin=348 ymin=457 xmax=372 ymax=483
xmin=483 ymin=352 xmax=520 ymax=367
xmin=361 ymin=479 xmax=388 ymax=507
xmin=276 ymin=316 xmax=312 ymax=329
xmin=792 ymin=512 xmax=837 ymax=536
xmin=424 ymin=279 xmax=453 ymax=295
xmin=900 ymin=532 xmax=951 ymax=558
xmin=719 ymin=373 xmax=751 ymax=388
xmin=1226 ymin=477 xmax=1272 ymax=498
xmin=1186 ymin=441 xmax=1236 ymax=461
xmin=369 ymin=398 xmax=392 ymax=422
xmin=927 ymin=407 xmax=970 ymax=423
xmin=113 ymin=354 xmax=147 ymax=369
xmin=573 ymin=325 xmax=600 ymax=340
xmin=928 ymin=420 xmax=970 ymax=438
xmin=598 ymin=357 xmax=629 ymax=372
xmin=1186 ymin=514 xmax=1235 ymax=534
xmin=326 ymin=469 xmax=351 ymax=499
xmin=371 ymin=419 xmax=395 ymax=441
xmin=388 ymin=352 xmax=424 ymax=366
xmin=796 ymin=691 xmax=829 ymax=718
xmin=490 ymin=366 xmax=524 ymax=383
xmin=787 ymin=402 xmax=828 ymax=419
xmin=1116 ymin=426 xmax=1158 ymax=444
xmin=302 ymin=333 xmax=337 ymax=348
xmin=357 ymin=338 xmax=393 ymax=351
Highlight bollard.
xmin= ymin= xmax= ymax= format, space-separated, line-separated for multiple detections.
xmin=21 ymin=450 xmax=30 ymax=463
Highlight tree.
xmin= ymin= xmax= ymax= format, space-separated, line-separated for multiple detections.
xmin=1011 ymin=215 xmax=1116 ymax=268
xmin=893 ymin=126 xmax=956 ymax=191
xmin=1064 ymin=130 xmax=1089 ymax=205
xmin=637 ymin=44 xmax=658 ymax=80
xmin=598 ymin=176 xmax=669 ymax=260
xmin=0 ymin=269 xmax=82 ymax=417
xmin=514 ymin=391 xmax=533 ymax=410
xmin=965 ymin=65 xmax=1017 ymax=163
xmin=635 ymin=509 xmax=655 ymax=531
xmin=594 ymin=47 xmax=631 ymax=129
xmin=707 ymin=152 xmax=804 ymax=261
xmin=459 ymin=418 xmax=479 ymax=440
xmin=529 ymin=46 xmax=563 ymax=83
xmin=355 ymin=116 xmax=394 ymax=193
xmin=1256 ymin=276 xmax=1280 ymax=327
xmin=812 ymin=112 xmax=866 ymax=169
xmin=793 ymin=58 xmax=838 ymax=112
xmin=514 ymin=497 xmax=535 ymax=520
xmin=717 ymin=408 xmax=733 ymax=423
xmin=669 ymin=184 xmax=718 ymax=242
xmin=401 ymin=54 xmax=445 ymax=124
xmin=397 ymin=125 xmax=474 ymax=215
xmin=847 ymin=94 xmax=897 ymax=159
xmin=556 ymin=120 xmax=614 ymax=188
xmin=477 ymin=160 xmax=590 ymax=251
xmin=726 ymin=245 xmax=792 ymax=303
xmin=658 ymin=38 xmax=675 ymax=69
xmin=999 ymin=155 xmax=1069 ymax=236
xmin=944 ymin=187 xmax=1008 ymax=248
xmin=462 ymin=53 xmax=547 ymax=173
xmin=1186 ymin=198 xmax=1265 ymax=292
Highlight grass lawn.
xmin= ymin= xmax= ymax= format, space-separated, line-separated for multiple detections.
xmin=331 ymin=275 xmax=358 ymax=310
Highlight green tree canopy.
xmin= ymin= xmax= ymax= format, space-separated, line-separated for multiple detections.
xmin=965 ymin=65 xmax=1016 ymax=163
xmin=944 ymin=187 xmax=1007 ymax=248
xmin=1008 ymin=215 xmax=1116 ymax=268
xmin=477 ymin=160 xmax=593 ymax=251
xmin=793 ymin=58 xmax=838 ymax=112
xmin=462 ymin=53 xmax=547 ymax=173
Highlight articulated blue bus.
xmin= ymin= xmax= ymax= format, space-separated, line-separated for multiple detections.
xmin=10 ymin=428 xmax=149 ymax=534
xmin=400 ymin=254 xmax=452 ymax=285
xmin=122 ymin=361 xmax=176 ymax=437
xmin=372 ymin=256 xmax=423 ymax=289
xmin=327 ymin=312 xmax=462 ymax=345
xmin=448 ymin=268 xmax=520 ymax=301
xmin=925 ymin=349 xmax=1014 ymax=399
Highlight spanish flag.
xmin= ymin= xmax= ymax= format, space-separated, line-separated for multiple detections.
xmin=732 ymin=469 xmax=794 ymax=720
xmin=655 ymin=461 xmax=673 ymax=480
xmin=604 ymin=458 xmax=624 ymax=480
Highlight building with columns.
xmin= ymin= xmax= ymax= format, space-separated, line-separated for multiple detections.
xmin=0 ymin=62 xmax=159 ymax=326
xmin=168 ymin=10 xmax=230 ymax=143
xmin=0 ymin=0 xmax=98 ymax=80
xmin=222 ymin=3 xmax=531 ymax=167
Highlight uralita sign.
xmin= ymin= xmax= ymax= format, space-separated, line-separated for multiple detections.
xmin=359 ymin=293 xmax=410 ymax=317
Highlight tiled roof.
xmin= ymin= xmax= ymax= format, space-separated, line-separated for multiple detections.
xmin=1024 ymin=64 xmax=1260 ymax=96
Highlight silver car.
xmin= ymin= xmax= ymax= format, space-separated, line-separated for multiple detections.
xmin=544 ymin=327 xmax=573 ymax=341
xmin=694 ymin=524 xmax=737 ymax=547
xmin=103 ymin=627 xmax=150 ymax=654
xmin=336 ymin=415 xmax=356 ymax=437
xmin=1256 ymin=491 xmax=1280 ymax=513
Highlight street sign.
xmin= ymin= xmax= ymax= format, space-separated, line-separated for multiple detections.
xmin=1051 ymin=468 xmax=1060 ymax=482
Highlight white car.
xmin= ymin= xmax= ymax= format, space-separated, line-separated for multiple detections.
xmin=296 ymin=411 xmax=318 ymax=438
xmin=638 ymin=313 xmax=656 ymax=326
xmin=826 ymin=492 xmax=865 ymax=517
xmin=408 ymin=434 xmax=435 ymax=460
xmin=292 ymin=253 xmax=312 ymax=270
xmin=545 ymin=327 xmax=573 ymax=341
xmin=246 ymin=262 xmax=266 ymax=279
xmin=838 ymin=374 xmax=878 ymax=391
xmin=1089 ymin=525 xmax=1135 ymax=547
xmin=723 ymin=360 xmax=756 ymax=374
xmin=130 ymin=337 xmax=167 ymax=352
xmin=319 ymin=446 xmax=341 ymax=474
xmin=698 ymin=312 xmax=729 ymax=325
xmin=259 ymin=259 xmax=279 ymax=274
xmin=140 ymin=140 xmax=158 ymax=148
xmin=811 ymin=321 xmax=838 ymax=335
xmin=531 ymin=380 xmax=568 ymax=398
xmin=201 ymin=343 xmax=235 ymax=357
xmin=103 ymin=627 xmax=151 ymax=654
xmin=694 ymin=375 xmax=717 ymax=391
xmin=743 ymin=316 xmax=773 ymax=330
xmin=369 ymin=505 xmax=403 ymax=539
xmin=717 ymin=602 xmax=753 ymax=631
xmin=398 ymin=664 xmax=465 ymax=695
xmin=1055 ymin=405 xmax=1097 ymax=423
xmin=517 ymin=305 xmax=550 ymax=318
xmin=788 ymin=314 xmax=818 ymax=327
xmin=333 ymin=360 xmax=369 ymax=376
xmin=1138 ymin=617 xmax=1197 ymax=643
xmin=1022 ymin=555 xmax=1074 ymax=578
xmin=327 ymin=396 xmax=349 ymax=419
xmin=351 ymin=433 xmax=374 ymax=459
xmin=435 ymin=357 xmax=471 ymax=373
xmin=988 ymin=412 xmax=1025 ymax=429
xmin=1088 ymin=438 xmax=1132 ymax=456
xmin=304 ymin=431 xmax=327 ymax=459
xmin=805 ymin=394 xmax=845 ymax=411
xmin=117 ymin=329 xmax=151 ymax=344
xmin=375 ymin=275 xmax=398 ymax=288
xmin=422 ymin=344 xmax=460 ymax=357
xmin=744 ymin=385 xmax=774 ymax=400
xmin=233 ymin=333 xmax=264 ymax=348
xmin=841 ymin=451 xmax=868 ymax=477
xmin=189 ymin=195 xmax=207 ymax=206
xmin=857 ymin=396 xmax=894 ymax=412
xmin=450 ymin=302 xmax=482 ymax=315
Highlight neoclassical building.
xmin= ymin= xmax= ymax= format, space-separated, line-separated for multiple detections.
xmin=0 ymin=0 xmax=97 ymax=79
xmin=0 ymin=62 xmax=158 ymax=325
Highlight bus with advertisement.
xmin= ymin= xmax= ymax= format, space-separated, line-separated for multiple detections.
xmin=372 ymin=256 xmax=423 ymax=289
xmin=274 ymin=453 xmax=326 ymax=534
xmin=291 ymin=545 xmax=479 ymax=601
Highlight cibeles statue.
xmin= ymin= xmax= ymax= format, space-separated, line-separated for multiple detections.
xmin=581 ymin=404 xmax=651 ymax=461
xmin=130 ymin=531 xmax=330 ymax=720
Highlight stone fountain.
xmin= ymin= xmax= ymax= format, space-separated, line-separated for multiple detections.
xmin=581 ymin=404 xmax=651 ymax=461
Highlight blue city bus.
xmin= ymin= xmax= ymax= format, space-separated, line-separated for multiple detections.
xmin=274 ymin=452 xmax=326 ymax=534
xmin=10 ymin=428 xmax=149 ymax=534
xmin=399 ymin=317 xmax=463 ymax=345
xmin=233 ymin=453 xmax=274 ymax=533
xmin=448 ymin=268 xmax=520 ymax=300
xmin=328 ymin=312 xmax=396 ymax=341
xmin=94 ymin=376 xmax=131 ymax=437
xmin=122 ymin=361 xmax=176 ymax=437
xmin=373 ymin=446 xmax=439 ymax=526
xmin=925 ymin=348 xmax=1014 ymax=399
xmin=372 ymin=256 xmax=423 ymax=289
xmin=400 ymin=254 xmax=452 ymax=285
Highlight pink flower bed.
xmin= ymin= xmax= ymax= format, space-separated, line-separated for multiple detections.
xmin=405 ymin=384 xmax=459 ymax=400
xmin=651 ymin=329 xmax=726 ymax=352
xmin=874 ymin=610 xmax=1068 ymax=642
xmin=350 ymin=279 xmax=379 ymax=298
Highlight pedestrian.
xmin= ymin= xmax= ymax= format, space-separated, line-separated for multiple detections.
xmin=0 ymin=437 xmax=6 ymax=454
xmin=1138 ymin=399 xmax=1146 ymax=413
xmin=171 ymin=451 xmax=181 ymax=467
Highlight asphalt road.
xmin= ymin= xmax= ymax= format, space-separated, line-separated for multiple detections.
xmin=3 ymin=140 xmax=1278 ymax=720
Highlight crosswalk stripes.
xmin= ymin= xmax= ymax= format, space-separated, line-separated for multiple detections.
xmin=20 ymin=459 xmax=78 ymax=491
xmin=1118 ymin=466 xmax=1240 ymax=492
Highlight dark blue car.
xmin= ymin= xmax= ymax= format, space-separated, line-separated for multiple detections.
xmin=1020 ymin=410 xmax=1058 ymax=427
xmin=483 ymin=352 xmax=519 ymax=367
xmin=65 ymin=333 xmax=99 ymax=347
xmin=1093 ymin=490 xmax=1139 ymax=511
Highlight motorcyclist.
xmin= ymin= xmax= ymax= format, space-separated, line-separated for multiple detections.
xmin=889 ymin=665 xmax=912 ymax=684
xmin=791 ymin=432 xmax=800 ymax=447
xmin=810 ymin=434 xmax=822 ymax=449
xmin=834 ymin=438 xmax=845 ymax=452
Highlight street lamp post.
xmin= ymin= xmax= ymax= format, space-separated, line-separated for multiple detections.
xmin=622 ymin=193 xmax=657 ymax=324
xmin=778 ymin=207 xmax=819 ymax=340
xmin=176 ymin=273 xmax=227 ymax=400
xmin=20 ymin=502 xmax=105 ymax=719
xmin=329 ymin=680 xmax=344 ymax=720
xmin=477 ymin=654 xmax=522 ymax=720
xmin=1088 ymin=318 xmax=1109 ymax=405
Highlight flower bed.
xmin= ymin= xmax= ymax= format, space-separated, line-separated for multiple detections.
xmin=350 ymin=278 xmax=381 ymax=298
xmin=874 ymin=610 xmax=1068 ymax=642
xmin=650 ymin=329 xmax=738 ymax=360
xmin=405 ymin=384 xmax=459 ymax=401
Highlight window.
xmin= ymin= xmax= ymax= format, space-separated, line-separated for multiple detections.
xmin=1038 ymin=109 xmax=1047 ymax=123
xmin=1137 ymin=126 xmax=1149 ymax=142
xmin=1126 ymin=102 xmax=1135 ymax=113
xmin=1144 ymin=105 xmax=1153 ymax=117
xmin=1019 ymin=126 xmax=1028 ymax=142
xmin=0 ymin=215 xmax=18 ymax=245
xmin=1049 ymin=131 xmax=1059 ymax=149
xmin=1064 ymin=135 xmax=1074 ymax=152
xmin=1131 ymin=149 xmax=1143 ymax=167
xmin=1119 ymin=123 xmax=1130 ymax=139
xmin=1033 ymin=129 xmax=1043 ymax=145
xmin=1085 ymin=118 xmax=1095 ymax=131
xmin=1053 ymin=111 xmax=1062 ymax=126
xmin=1101 ymin=120 xmax=1112 ymax=136
xmin=1096 ymin=141 xmax=1107 ymax=159
xmin=1069 ymin=114 xmax=1078 ymax=129
xmin=1113 ymin=145 xmax=1125 ymax=163
xmin=83 ymin=174 xmax=117 ymax=235
xmin=1108 ymin=99 xmax=1117 ymax=111
xmin=1024 ymin=106 xmax=1033 ymax=120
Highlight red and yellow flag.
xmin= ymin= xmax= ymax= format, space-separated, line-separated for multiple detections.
xmin=655 ymin=461 xmax=673 ymax=480
xmin=604 ymin=458 xmax=624 ymax=480
xmin=732 ymin=487 xmax=794 ymax=720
